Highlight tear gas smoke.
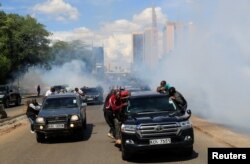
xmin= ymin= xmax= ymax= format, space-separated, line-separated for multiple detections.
xmin=144 ymin=0 xmax=250 ymax=134
xmin=18 ymin=60 xmax=107 ymax=95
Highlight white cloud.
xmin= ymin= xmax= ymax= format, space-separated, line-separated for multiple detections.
xmin=33 ymin=0 xmax=79 ymax=21
xmin=50 ymin=7 xmax=167 ymax=65
xmin=132 ymin=7 xmax=167 ymax=29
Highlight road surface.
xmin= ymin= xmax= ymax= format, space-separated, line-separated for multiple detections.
xmin=0 ymin=104 xmax=249 ymax=164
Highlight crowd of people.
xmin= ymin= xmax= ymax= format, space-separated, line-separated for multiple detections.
xmin=26 ymin=80 xmax=187 ymax=139
xmin=103 ymin=80 xmax=188 ymax=145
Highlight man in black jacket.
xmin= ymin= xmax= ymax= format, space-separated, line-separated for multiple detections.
xmin=26 ymin=99 xmax=40 ymax=133
xmin=169 ymin=87 xmax=187 ymax=112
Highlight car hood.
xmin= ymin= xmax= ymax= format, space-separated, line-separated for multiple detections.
xmin=39 ymin=108 xmax=80 ymax=117
xmin=124 ymin=112 xmax=190 ymax=125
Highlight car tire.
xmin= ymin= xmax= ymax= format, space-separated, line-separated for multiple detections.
xmin=121 ymin=143 xmax=132 ymax=161
xmin=77 ymin=128 xmax=84 ymax=140
xmin=182 ymin=146 xmax=193 ymax=157
xmin=36 ymin=132 xmax=45 ymax=143
xmin=83 ymin=118 xmax=87 ymax=129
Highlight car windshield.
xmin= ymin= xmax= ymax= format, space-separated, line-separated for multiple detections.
xmin=127 ymin=96 xmax=177 ymax=114
xmin=43 ymin=97 xmax=78 ymax=110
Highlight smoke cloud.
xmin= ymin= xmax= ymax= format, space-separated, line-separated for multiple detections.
xmin=147 ymin=0 xmax=250 ymax=134
xmin=18 ymin=60 xmax=107 ymax=95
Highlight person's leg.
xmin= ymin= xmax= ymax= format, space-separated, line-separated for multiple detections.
xmin=105 ymin=110 xmax=115 ymax=138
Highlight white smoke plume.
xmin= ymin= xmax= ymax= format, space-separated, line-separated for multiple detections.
xmin=145 ymin=0 xmax=250 ymax=134
xmin=18 ymin=60 xmax=106 ymax=95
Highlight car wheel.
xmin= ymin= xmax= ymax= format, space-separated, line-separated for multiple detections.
xmin=182 ymin=146 xmax=193 ymax=157
xmin=76 ymin=128 xmax=84 ymax=140
xmin=36 ymin=132 xmax=45 ymax=143
xmin=121 ymin=143 xmax=132 ymax=161
xmin=83 ymin=118 xmax=87 ymax=129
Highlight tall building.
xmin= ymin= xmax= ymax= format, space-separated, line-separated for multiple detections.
xmin=132 ymin=33 xmax=144 ymax=69
xmin=162 ymin=21 xmax=176 ymax=55
xmin=143 ymin=6 xmax=159 ymax=68
xmin=92 ymin=46 xmax=104 ymax=76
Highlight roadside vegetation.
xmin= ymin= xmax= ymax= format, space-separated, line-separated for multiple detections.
xmin=0 ymin=6 xmax=93 ymax=84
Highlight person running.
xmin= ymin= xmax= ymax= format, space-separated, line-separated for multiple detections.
xmin=103 ymin=89 xmax=116 ymax=139
xmin=108 ymin=90 xmax=127 ymax=145
xmin=26 ymin=99 xmax=41 ymax=133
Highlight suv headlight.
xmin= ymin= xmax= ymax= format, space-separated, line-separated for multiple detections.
xmin=179 ymin=120 xmax=192 ymax=130
xmin=70 ymin=115 xmax=79 ymax=121
xmin=121 ymin=124 xmax=137 ymax=134
xmin=36 ymin=117 xmax=45 ymax=124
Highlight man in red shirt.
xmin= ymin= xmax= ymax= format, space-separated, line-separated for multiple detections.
xmin=108 ymin=90 xmax=128 ymax=144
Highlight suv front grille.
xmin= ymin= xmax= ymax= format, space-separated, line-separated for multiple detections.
xmin=138 ymin=122 xmax=179 ymax=138
xmin=46 ymin=116 xmax=68 ymax=124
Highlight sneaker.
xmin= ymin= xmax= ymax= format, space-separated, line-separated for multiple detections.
xmin=115 ymin=139 xmax=121 ymax=145
xmin=107 ymin=133 xmax=114 ymax=139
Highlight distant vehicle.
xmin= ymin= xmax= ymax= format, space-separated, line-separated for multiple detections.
xmin=120 ymin=91 xmax=194 ymax=160
xmin=0 ymin=84 xmax=22 ymax=108
xmin=80 ymin=86 xmax=103 ymax=105
xmin=34 ymin=93 xmax=87 ymax=143
xmin=51 ymin=84 xmax=69 ymax=93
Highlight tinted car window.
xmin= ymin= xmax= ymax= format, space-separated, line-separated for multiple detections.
xmin=82 ymin=88 xmax=99 ymax=94
xmin=127 ymin=96 xmax=177 ymax=113
xmin=43 ymin=97 xmax=78 ymax=110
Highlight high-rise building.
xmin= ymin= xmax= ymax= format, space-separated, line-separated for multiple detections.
xmin=92 ymin=46 xmax=104 ymax=76
xmin=142 ymin=6 xmax=159 ymax=68
xmin=162 ymin=21 xmax=176 ymax=55
xmin=132 ymin=33 xmax=144 ymax=69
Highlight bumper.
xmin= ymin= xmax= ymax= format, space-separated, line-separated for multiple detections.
xmin=34 ymin=121 xmax=83 ymax=135
xmin=122 ymin=128 xmax=194 ymax=153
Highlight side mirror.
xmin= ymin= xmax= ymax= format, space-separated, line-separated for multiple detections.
xmin=186 ymin=109 xmax=192 ymax=115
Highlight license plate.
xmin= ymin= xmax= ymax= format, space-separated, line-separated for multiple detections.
xmin=48 ymin=124 xmax=64 ymax=129
xmin=149 ymin=138 xmax=171 ymax=145
xmin=87 ymin=98 xmax=93 ymax=100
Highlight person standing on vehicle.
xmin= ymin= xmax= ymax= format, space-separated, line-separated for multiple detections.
xmin=169 ymin=87 xmax=187 ymax=112
xmin=26 ymin=99 xmax=41 ymax=133
xmin=156 ymin=80 xmax=171 ymax=94
xmin=37 ymin=85 xmax=41 ymax=97
xmin=108 ymin=90 xmax=127 ymax=145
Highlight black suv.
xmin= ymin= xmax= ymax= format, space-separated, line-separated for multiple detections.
xmin=81 ymin=86 xmax=103 ymax=104
xmin=120 ymin=91 xmax=194 ymax=160
xmin=0 ymin=85 xmax=22 ymax=108
xmin=34 ymin=93 xmax=87 ymax=143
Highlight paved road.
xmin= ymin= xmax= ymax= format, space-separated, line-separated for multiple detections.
xmin=2 ymin=104 xmax=249 ymax=164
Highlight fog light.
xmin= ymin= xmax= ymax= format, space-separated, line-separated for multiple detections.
xmin=39 ymin=126 xmax=43 ymax=130
xmin=125 ymin=139 xmax=134 ymax=144
xmin=184 ymin=135 xmax=192 ymax=141
xmin=70 ymin=123 xmax=74 ymax=127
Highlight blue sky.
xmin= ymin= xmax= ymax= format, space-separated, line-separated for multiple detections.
xmin=0 ymin=0 xmax=198 ymax=63
xmin=0 ymin=0 xmax=194 ymax=31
